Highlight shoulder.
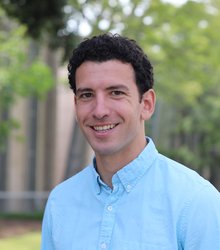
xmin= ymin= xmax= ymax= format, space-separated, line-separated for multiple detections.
xmin=146 ymin=138 xmax=212 ymax=193
xmin=156 ymin=153 xmax=212 ymax=191
xmin=48 ymin=165 xmax=94 ymax=202
xmin=152 ymin=153 xmax=220 ymax=208
xmin=153 ymin=154 xmax=220 ymax=245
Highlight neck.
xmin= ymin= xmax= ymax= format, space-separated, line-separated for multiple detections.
xmin=95 ymin=137 xmax=147 ymax=188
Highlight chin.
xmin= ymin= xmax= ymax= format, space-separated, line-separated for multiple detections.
xmin=92 ymin=146 xmax=117 ymax=156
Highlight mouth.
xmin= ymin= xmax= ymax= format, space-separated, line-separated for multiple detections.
xmin=91 ymin=124 xmax=118 ymax=132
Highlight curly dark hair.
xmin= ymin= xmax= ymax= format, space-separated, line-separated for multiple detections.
xmin=67 ymin=33 xmax=154 ymax=97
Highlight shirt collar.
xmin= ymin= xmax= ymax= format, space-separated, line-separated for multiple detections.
xmin=116 ymin=137 xmax=158 ymax=192
xmin=92 ymin=137 xmax=158 ymax=194
xmin=92 ymin=159 xmax=109 ymax=195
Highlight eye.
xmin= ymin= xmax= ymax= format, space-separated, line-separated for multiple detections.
xmin=81 ymin=93 xmax=92 ymax=98
xmin=111 ymin=90 xmax=124 ymax=96
xmin=77 ymin=92 xmax=93 ymax=100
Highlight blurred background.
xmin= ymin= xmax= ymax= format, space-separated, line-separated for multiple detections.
xmin=0 ymin=0 xmax=220 ymax=218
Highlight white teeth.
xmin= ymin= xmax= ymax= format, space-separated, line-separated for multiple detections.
xmin=93 ymin=124 xmax=116 ymax=131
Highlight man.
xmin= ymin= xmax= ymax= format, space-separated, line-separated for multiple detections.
xmin=41 ymin=33 xmax=220 ymax=249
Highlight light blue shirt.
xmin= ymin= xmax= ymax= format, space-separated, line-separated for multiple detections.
xmin=41 ymin=138 xmax=220 ymax=250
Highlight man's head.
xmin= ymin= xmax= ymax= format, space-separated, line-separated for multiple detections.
xmin=70 ymin=35 xmax=156 ymax=160
xmin=68 ymin=33 xmax=154 ymax=98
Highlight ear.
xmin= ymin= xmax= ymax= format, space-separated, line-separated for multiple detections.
xmin=140 ymin=89 xmax=156 ymax=121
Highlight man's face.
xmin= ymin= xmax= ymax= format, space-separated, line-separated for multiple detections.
xmin=74 ymin=60 xmax=154 ymax=158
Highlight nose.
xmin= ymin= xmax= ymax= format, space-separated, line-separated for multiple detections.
xmin=93 ymin=94 xmax=110 ymax=120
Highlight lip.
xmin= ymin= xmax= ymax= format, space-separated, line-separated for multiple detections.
xmin=89 ymin=123 xmax=119 ymax=134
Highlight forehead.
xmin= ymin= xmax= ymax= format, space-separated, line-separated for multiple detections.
xmin=75 ymin=60 xmax=136 ymax=89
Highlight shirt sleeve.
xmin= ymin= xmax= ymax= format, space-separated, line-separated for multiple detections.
xmin=180 ymin=184 xmax=220 ymax=249
xmin=41 ymin=198 xmax=54 ymax=250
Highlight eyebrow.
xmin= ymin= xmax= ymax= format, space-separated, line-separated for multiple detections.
xmin=75 ymin=88 xmax=93 ymax=96
xmin=75 ymin=84 xmax=130 ymax=96
xmin=106 ymin=85 xmax=129 ymax=92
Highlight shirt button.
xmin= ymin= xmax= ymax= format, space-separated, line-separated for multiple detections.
xmin=107 ymin=205 xmax=113 ymax=211
xmin=126 ymin=184 xmax=132 ymax=192
xmin=100 ymin=242 xmax=107 ymax=249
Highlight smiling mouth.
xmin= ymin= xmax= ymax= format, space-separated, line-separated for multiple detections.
xmin=92 ymin=124 xmax=118 ymax=132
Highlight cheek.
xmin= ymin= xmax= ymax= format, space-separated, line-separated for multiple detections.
xmin=119 ymin=106 xmax=142 ymax=125
xmin=75 ymin=106 xmax=84 ymax=122
xmin=75 ymin=104 xmax=92 ymax=123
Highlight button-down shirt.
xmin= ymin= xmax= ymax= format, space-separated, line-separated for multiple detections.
xmin=41 ymin=138 xmax=220 ymax=249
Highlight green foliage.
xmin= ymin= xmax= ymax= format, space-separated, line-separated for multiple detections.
xmin=0 ymin=212 xmax=43 ymax=220
xmin=0 ymin=119 xmax=20 ymax=151
xmin=0 ymin=7 xmax=53 ymax=150
xmin=0 ymin=0 xmax=66 ymax=39
xmin=0 ymin=0 xmax=80 ymax=61
xmin=0 ymin=11 xmax=53 ymax=101
xmin=140 ymin=1 xmax=220 ymax=174
xmin=10 ymin=61 xmax=53 ymax=98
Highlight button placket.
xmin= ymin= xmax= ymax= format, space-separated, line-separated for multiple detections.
xmin=98 ymin=185 xmax=122 ymax=250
